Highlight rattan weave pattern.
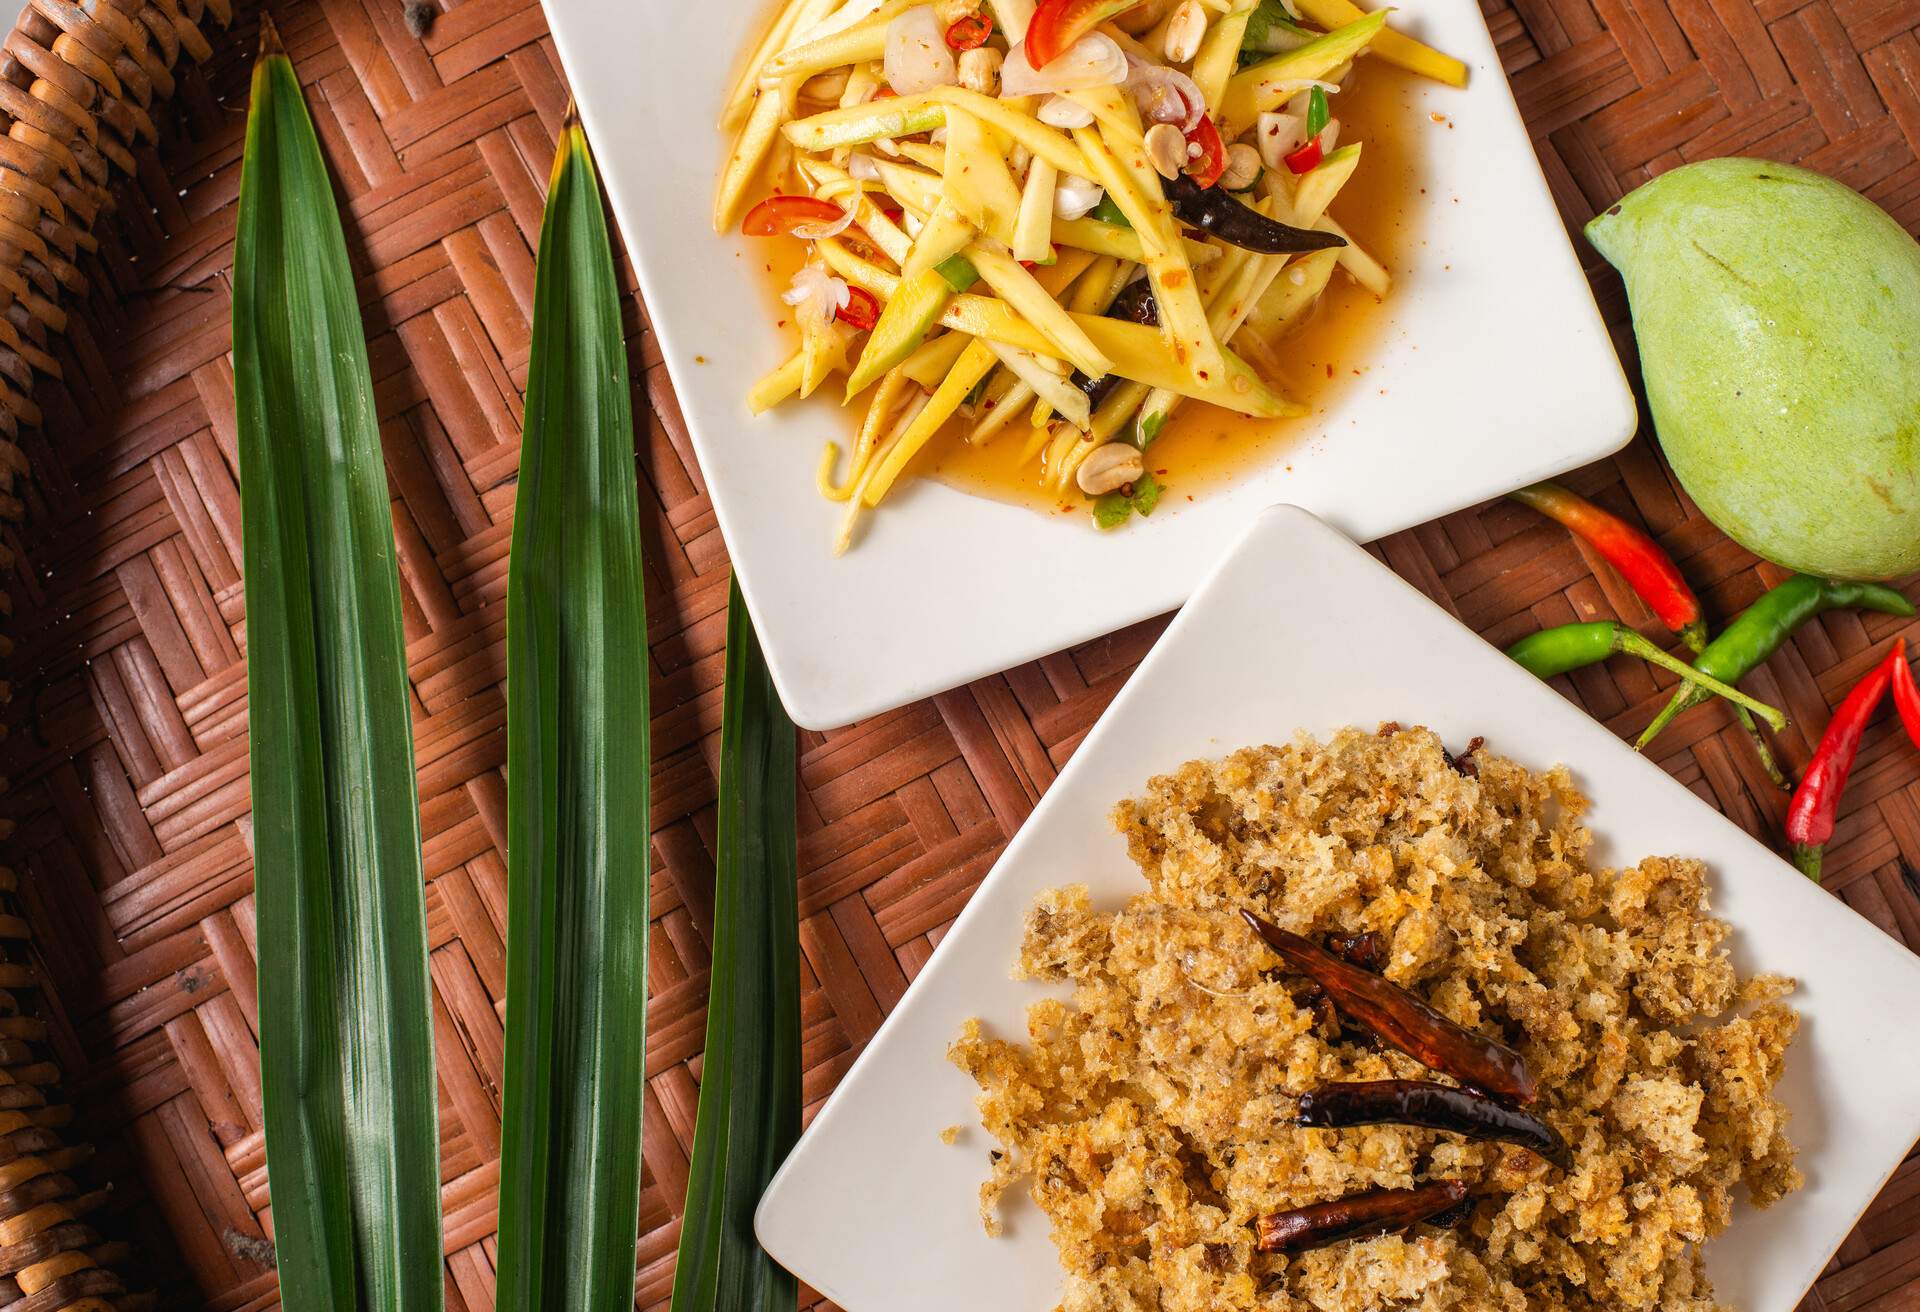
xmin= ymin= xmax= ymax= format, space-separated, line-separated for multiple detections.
xmin=0 ymin=0 xmax=246 ymax=1307
xmin=0 ymin=0 xmax=1915 ymax=1308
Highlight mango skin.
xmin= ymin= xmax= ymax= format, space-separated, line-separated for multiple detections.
xmin=1586 ymin=157 xmax=1920 ymax=580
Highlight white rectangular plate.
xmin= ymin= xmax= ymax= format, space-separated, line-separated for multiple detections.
xmin=756 ymin=504 xmax=1920 ymax=1312
xmin=542 ymin=0 xmax=1636 ymax=730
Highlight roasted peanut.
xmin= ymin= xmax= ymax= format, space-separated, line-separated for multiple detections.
xmin=1144 ymin=123 xmax=1188 ymax=180
xmin=958 ymin=45 xmax=1002 ymax=94
xmin=1162 ymin=0 xmax=1209 ymax=63
xmin=1076 ymin=442 xmax=1147 ymax=495
xmin=1221 ymin=142 xmax=1263 ymax=190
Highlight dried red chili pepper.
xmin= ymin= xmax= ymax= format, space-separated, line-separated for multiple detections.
xmin=1443 ymin=736 xmax=1485 ymax=778
xmin=1893 ymin=647 xmax=1920 ymax=753
xmin=1326 ymin=931 xmax=1385 ymax=972
xmin=1787 ymin=639 xmax=1904 ymax=882
xmin=1509 ymin=482 xmax=1705 ymax=651
xmin=1256 ymin=1180 xmax=1469 ymax=1253
xmin=1295 ymin=1080 xmax=1571 ymax=1170
xmin=1423 ymin=1194 xmax=1478 ymax=1229
xmin=1241 ymin=910 xmax=1536 ymax=1104
xmin=1293 ymin=982 xmax=1340 ymax=1035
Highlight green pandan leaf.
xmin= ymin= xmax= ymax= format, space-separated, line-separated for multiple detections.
xmin=495 ymin=117 xmax=653 ymax=1312
xmin=234 ymin=19 xmax=443 ymax=1311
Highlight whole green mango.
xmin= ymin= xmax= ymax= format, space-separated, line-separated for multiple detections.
xmin=1586 ymin=157 xmax=1920 ymax=580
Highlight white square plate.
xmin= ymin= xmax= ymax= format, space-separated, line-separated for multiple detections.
xmin=755 ymin=504 xmax=1920 ymax=1311
xmin=542 ymin=0 xmax=1636 ymax=730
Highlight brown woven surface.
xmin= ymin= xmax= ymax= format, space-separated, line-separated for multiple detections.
xmin=0 ymin=0 xmax=250 ymax=1308
xmin=1 ymin=0 xmax=1916 ymax=1307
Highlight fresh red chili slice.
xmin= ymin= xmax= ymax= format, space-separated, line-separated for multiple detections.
xmin=836 ymin=285 xmax=880 ymax=331
xmin=1786 ymin=638 xmax=1903 ymax=881
xmin=1024 ymin=0 xmax=1143 ymax=67
xmin=944 ymin=11 xmax=992 ymax=49
xmin=1895 ymin=646 xmax=1920 ymax=752
xmin=1183 ymin=114 xmax=1227 ymax=189
xmin=741 ymin=194 xmax=846 ymax=237
xmin=1285 ymin=135 xmax=1324 ymax=174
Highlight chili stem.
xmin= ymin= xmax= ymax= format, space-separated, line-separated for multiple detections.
xmin=1732 ymin=709 xmax=1791 ymax=791
xmin=1620 ymin=630 xmax=1786 ymax=732
xmin=1637 ymin=683 xmax=1695 ymax=748
xmin=1792 ymin=844 xmax=1824 ymax=881
xmin=1637 ymin=575 xmax=1915 ymax=751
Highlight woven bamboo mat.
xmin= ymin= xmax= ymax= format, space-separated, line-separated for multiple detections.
xmin=4 ymin=0 xmax=1918 ymax=1307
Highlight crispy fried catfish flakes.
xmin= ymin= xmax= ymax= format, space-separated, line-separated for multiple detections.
xmin=949 ymin=725 xmax=1801 ymax=1312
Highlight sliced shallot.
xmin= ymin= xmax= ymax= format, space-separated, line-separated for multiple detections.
xmin=1037 ymin=94 xmax=1097 ymax=128
xmin=1125 ymin=60 xmax=1205 ymax=131
xmin=1053 ymin=172 xmax=1105 ymax=219
xmin=783 ymin=265 xmax=852 ymax=329
xmin=1000 ymin=33 xmax=1128 ymax=97
xmin=1256 ymin=110 xmax=1304 ymax=169
xmin=790 ymin=200 xmax=859 ymax=241
xmin=885 ymin=5 xmax=959 ymax=94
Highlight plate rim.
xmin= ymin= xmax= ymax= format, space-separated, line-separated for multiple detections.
xmin=754 ymin=502 xmax=1920 ymax=1310
xmin=538 ymin=0 xmax=1637 ymax=731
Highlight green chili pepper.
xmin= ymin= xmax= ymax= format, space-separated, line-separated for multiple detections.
xmin=1306 ymin=86 xmax=1331 ymax=139
xmin=1636 ymin=575 xmax=1916 ymax=750
xmin=1508 ymin=621 xmax=1787 ymax=731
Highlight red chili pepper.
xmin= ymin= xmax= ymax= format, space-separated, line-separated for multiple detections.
xmin=944 ymin=12 xmax=992 ymax=49
xmin=1326 ymin=931 xmax=1385 ymax=972
xmin=741 ymin=194 xmax=846 ymax=237
xmin=1183 ymin=114 xmax=1227 ymax=188
xmin=1284 ymin=135 xmax=1324 ymax=174
xmin=836 ymin=285 xmax=880 ymax=331
xmin=1257 ymin=1180 xmax=1469 ymax=1254
xmin=1296 ymin=1080 xmax=1571 ymax=1169
xmin=1786 ymin=638 xmax=1904 ymax=882
xmin=1894 ymin=647 xmax=1920 ymax=751
xmin=1509 ymin=482 xmax=1705 ymax=651
xmin=1241 ymin=911 xmax=1537 ymax=1104
xmin=1024 ymin=0 xmax=1143 ymax=67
